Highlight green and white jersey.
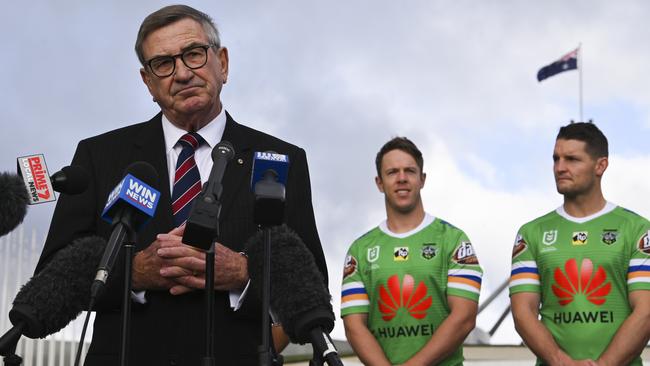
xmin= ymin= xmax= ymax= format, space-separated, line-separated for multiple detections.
xmin=509 ymin=202 xmax=650 ymax=365
xmin=341 ymin=214 xmax=483 ymax=365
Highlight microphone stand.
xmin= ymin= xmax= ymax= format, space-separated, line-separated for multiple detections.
xmin=115 ymin=210 xmax=136 ymax=366
xmin=0 ymin=325 xmax=23 ymax=366
xmin=258 ymin=226 xmax=272 ymax=366
xmin=203 ymin=242 xmax=216 ymax=366
xmin=181 ymin=141 xmax=234 ymax=366
xmin=253 ymin=172 xmax=286 ymax=366
xmin=120 ymin=241 xmax=135 ymax=366
xmin=184 ymin=187 xmax=223 ymax=366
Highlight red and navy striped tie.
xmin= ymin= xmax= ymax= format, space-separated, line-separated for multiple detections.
xmin=171 ymin=132 xmax=205 ymax=227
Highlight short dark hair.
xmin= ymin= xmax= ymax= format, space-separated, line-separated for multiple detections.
xmin=375 ymin=137 xmax=424 ymax=177
xmin=135 ymin=5 xmax=221 ymax=66
xmin=556 ymin=122 xmax=609 ymax=158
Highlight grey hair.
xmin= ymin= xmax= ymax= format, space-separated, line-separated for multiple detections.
xmin=135 ymin=5 xmax=221 ymax=66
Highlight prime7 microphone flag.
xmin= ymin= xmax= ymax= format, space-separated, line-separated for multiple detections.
xmin=537 ymin=48 xmax=578 ymax=82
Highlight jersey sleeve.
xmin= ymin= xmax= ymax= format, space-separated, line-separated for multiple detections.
xmin=627 ymin=224 xmax=650 ymax=292
xmin=340 ymin=242 xmax=370 ymax=316
xmin=446 ymin=231 xmax=483 ymax=302
xmin=509 ymin=228 xmax=541 ymax=295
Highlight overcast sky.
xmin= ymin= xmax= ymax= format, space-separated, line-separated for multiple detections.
xmin=2 ymin=0 xmax=650 ymax=344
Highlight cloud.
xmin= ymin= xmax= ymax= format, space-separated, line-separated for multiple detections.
xmin=3 ymin=0 xmax=650 ymax=346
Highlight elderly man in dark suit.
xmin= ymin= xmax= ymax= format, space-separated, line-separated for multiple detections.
xmin=35 ymin=5 xmax=327 ymax=365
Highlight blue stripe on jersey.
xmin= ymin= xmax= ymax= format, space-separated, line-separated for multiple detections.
xmin=511 ymin=267 xmax=539 ymax=275
xmin=450 ymin=274 xmax=483 ymax=284
xmin=628 ymin=265 xmax=650 ymax=273
xmin=342 ymin=287 xmax=367 ymax=296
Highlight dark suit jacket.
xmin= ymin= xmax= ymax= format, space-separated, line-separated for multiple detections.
xmin=35 ymin=112 xmax=328 ymax=366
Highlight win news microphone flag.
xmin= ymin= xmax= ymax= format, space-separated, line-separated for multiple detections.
xmin=537 ymin=47 xmax=579 ymax=82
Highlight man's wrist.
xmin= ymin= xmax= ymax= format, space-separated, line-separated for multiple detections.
xmin=236 ymin=251 xmax=249 ymax=290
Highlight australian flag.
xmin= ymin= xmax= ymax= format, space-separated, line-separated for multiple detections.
xmin=537 ymin=48 xmax=578 ymax=82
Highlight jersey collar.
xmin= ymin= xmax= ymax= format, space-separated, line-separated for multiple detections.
xmin=555 ymin=201 xmax=617 ymax=223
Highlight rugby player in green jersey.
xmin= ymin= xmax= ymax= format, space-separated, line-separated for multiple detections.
xmin=342 ymin=137 xmax=482 ymax=365
xmin=510 ymin=122 xmax=650 ymax=365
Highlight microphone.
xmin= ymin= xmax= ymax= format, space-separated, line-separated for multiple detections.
xmin=250 ymin=152 xmax=289 ymax=226
xmin=16 ymin=154 xmax=90 ymax=204
xmin=50 ymin=165 xmax=90 ymax=195
xmin=182 ymin=140 xmax=235 ymax=250
xmin=245 ymin=225 xmax=343 ymax=366
xmin=0 ymin=236 xmax=105 ymax=354
xmin=0 ymin=172 xmax=29 ymax=237
xmin=91 ymin=161 xmax=160 ymax=298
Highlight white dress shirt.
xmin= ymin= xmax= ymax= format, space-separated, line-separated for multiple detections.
xmin=134 ymin=109 xmax=248 ymax=309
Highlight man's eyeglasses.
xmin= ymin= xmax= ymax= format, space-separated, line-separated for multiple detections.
xmin=146 ymin=44 xmax=216 ymax=78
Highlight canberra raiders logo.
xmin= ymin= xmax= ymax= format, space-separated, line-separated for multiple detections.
xmin=601 ymin=230 xmax=618 ymax=245
xmin=421 ymin=244 xmax=437 ymax=260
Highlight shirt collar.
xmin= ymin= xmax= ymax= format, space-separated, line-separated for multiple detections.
xmin=161 ymin=109 xmax=227 ymax=153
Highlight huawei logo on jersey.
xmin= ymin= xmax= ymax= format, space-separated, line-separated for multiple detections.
xmin=552 ymin=258 xmax=611 ymax=306
xmin=378 ymin=274 xmax=432 ymax=321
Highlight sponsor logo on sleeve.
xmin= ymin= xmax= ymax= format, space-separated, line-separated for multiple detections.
xmin=638 ymin=231 xmax=650 ymax=255
xmin=393 ymin=247 xmax=409 ymax=261
xmin=421 ymin=244 xmax=437 ymax=260
xmin=343 ymin=255 xmax=358 ymax=279
xmin=453 ymin=241 xmax=479 ymax=265
xmin=572 ymin=231 xmax=588 ymax=246
xmin=601 ymin=230 xmax=618 ymax=245
xmin=542 ymin=230 xmax=558 ymax=245
xmin=367 ymin=246 xmax=380 ymax=262
xmin=512 ymin=234 xmax=527 ymax=258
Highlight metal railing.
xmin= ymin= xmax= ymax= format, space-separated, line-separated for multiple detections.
xmin=0 ymin=228 xmax=93 ymax=366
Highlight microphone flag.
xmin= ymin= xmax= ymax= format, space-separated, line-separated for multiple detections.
xmin=16 ymin=154 xmax=56 ymax=204
xmin=101 ymin=173 xmax=159 ymax=229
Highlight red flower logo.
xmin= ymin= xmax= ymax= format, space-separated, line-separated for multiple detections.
xmin=552 ymin=258 xmax=611 ymax=306
xmin=377 ymin=274 xmax=432 ymax=321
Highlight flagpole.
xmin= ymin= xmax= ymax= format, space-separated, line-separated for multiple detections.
xmin=578 ymin=42 xmax=583 ymax=122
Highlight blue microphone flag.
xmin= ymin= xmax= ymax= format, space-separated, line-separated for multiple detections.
xmin=101 ymin=174 xmax=159 ymax=228
xmin=251 ymin=152 xmax=289 ymax=190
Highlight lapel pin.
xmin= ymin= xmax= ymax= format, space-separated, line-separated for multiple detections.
xmin=237 ymin=158 xmax=244 ymax=165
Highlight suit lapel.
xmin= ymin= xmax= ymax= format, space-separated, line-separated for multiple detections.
xmin=219 ymin=112 xmax=253 ymax=220
xmin=133 ymin=113 xmax=174 ymax=231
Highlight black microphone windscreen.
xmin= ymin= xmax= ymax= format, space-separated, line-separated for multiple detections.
xmin=245 ymin=225 xmax=333 ymax=343
xmin=212 ymin=140 xmax=235 ymax=161
xmin=0 ymin=172 xmax=29 ymax=237
xmin=10 ymin=236 xmax=105 ymax=338
xmin=50 ymin=165 xmax=90 ymax=194
xmin=124 ymin=161 xmax=159 ymax=189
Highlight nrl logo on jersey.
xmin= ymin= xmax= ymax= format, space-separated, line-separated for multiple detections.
xmin=601 ymin=230 xmax=618 ymax=245
xmin=394 ymin=247 xmax=409 ymax=261
xmin=421 ymin=244 xmax=437 ymax=260
xmin=542 ymin=230 xmax=558 ymax=245
xmin=572 ymin=231 xmax=588 ymax=246
xmin=367 ymin=246 xmax=380 ymax=262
